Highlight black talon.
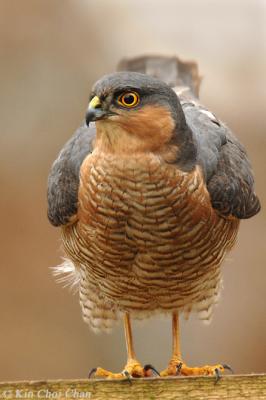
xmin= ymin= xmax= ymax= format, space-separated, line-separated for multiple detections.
xmin=123 ymin=370 xmax=132 ymax=384
xmin=214 ymin=367 xmax=221 ymax=384
xmin=176 ymin=362 xmax=183 ymax=375
xmin=143 ymin=364 xmax=160 ymax=377
xmin=222 ymin=364 xmax=234 ymax=374
xmin=88 ymin=367 xmax=97 ymax=379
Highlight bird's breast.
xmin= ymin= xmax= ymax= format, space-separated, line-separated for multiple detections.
xmin=75 ymin=151 xmax=237 ymax=254
xmin=78 ymin=151 xmax=210 ymax=237
xmin=62 ymin=150 xmax=239 ymax=314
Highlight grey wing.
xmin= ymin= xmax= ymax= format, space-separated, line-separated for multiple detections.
xmin=47 ymin=122 xmax=96 ymax=226
xmin=182 ymin=100 xmax=261 ymax=219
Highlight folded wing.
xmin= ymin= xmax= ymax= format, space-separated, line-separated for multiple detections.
xmin=182 ymin=100 xmax=260 ymax=219
xmin=47 ymin=122 xmax=95 ymax=226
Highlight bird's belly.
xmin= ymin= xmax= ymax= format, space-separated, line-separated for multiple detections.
xmin=62 ymin=153 xmax=239 ymax=315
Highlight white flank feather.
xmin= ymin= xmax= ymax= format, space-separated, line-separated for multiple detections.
xmin=51 ymin=258 xmax=80 ymax=293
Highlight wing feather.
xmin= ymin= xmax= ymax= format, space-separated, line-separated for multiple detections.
xmin=47 ymin=122 xmax=95 ymax=226
xmin=182 ymin=100 xmax=260 ymax=219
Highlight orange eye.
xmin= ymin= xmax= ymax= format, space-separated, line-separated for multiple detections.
xmin=117 ymin=92 xmax=140 ymax=108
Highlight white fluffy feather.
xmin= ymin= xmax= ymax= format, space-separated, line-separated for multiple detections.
xmin=51 ymin=258 xmax=80 ymax=293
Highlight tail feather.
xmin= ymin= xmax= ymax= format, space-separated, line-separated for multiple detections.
xmin=117 ymin=54 xmax=201 ymax=98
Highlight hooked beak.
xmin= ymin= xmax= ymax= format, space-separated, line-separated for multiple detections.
xmin=85 ymin=96 xmax=107 ymax=126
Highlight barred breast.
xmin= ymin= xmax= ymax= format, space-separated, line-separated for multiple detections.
xmin=62 ymin=151 xmax=239 ymax=332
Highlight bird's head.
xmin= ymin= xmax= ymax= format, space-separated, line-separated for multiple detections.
xmin=86 ymin=72 xmax=188 ymax=156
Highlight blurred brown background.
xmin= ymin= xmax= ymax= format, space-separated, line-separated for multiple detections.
xmin=0 ymin=0 xmax=265 ymax=381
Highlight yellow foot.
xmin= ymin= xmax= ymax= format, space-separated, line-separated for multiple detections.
xmin=160 ymin=357 xmax=233 ymax=381
xmin=89 ymin=359 xmax=159 ymax=379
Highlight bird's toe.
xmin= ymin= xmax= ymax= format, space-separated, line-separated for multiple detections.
xmin=88 ymin=359 xmax=158 ymax=380
xmin=161 ymin=358 xmax=234 ymax=381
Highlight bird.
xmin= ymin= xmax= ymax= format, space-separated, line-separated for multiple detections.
xmin=47 ymin=55 xmax=260 ymax=379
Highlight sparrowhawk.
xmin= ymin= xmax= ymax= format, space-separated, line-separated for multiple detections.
xmin=47 ymin=56 xmax=260 ymax=378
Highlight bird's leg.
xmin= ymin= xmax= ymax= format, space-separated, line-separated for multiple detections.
xmin=160 ymin=311 xmax=233 ymax=380
xmin=160 ymin=311 xmax=183 ymax=376
xmin=120 ymin=312 xmax=144 ymax=377
xmin=89 ymin=313 xmax=159 ymax=379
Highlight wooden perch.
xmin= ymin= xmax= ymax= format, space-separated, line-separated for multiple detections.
xmin=0 ymin=375 xmax=265 ymax=400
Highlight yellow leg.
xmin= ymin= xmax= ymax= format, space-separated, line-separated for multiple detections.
xmin=161 ymin=311 xmax=182 ymax=376
xmin=160 ymin=311 xmax=232 ymax=378
xmin=90 ymin=313 xmax=148 ymax=379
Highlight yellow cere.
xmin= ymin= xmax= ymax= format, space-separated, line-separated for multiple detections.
xmin=89 ymin=96 xmax=101 ymax=109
